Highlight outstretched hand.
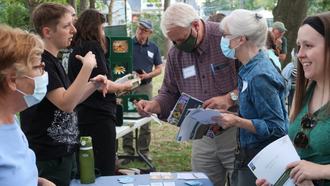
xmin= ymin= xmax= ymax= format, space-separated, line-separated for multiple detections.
xmin=75 ymin=51 xmax=97 ymax=69
xmin=90 ymin=75 xmax=108 ymax=97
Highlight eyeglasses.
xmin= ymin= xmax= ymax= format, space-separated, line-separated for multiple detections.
xmin=223 ymin=33 xmax=233 ymax=38
xmin=223 ymin=33 xmax=249 ymax=41
xmin=32 ymin=62 xmax=45 ymax=75
xmin=293 ymin=113 xmax=317 ymax=149
xmin=137 ymin=26 xmax=150 ymax=33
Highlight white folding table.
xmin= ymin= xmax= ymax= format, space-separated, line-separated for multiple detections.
xmin=116 ymin=117 xmax=154 ymax=168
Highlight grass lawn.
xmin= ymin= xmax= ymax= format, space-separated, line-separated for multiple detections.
xmin=117 ymin=65 xmax=193 ymax=172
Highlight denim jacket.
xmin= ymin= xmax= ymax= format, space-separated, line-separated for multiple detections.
xmin=238 ymin=51 xmax=289 ymax=148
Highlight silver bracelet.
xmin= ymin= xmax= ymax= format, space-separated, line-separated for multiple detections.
xmin=92 ymin=81 xmax=101 ymax=88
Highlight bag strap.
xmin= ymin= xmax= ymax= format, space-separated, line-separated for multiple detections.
xmin=235 ymin=108 xmax=241 ymax=154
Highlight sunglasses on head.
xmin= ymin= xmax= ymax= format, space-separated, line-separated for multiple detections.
xmin=293 ymin=113 xmax=317 ymax=149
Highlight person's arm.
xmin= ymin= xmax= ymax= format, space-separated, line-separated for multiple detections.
xmin=46 ymin=52 xmax=96 ymax=113
xmin=78 ymin=75 xmax=109 ymax=103
xmin=136 ymin=64 xmax=162 ymax=80
xmin=137 ymin=99 xmax=161 ymax=117
xmin=233 ymin=74 xmax=286 ymax=138
xmin=104 ymin=80 xmax=133 ymax=94
xmin=279 ymin=53 xmax=286 ymax=61
xmin=202 ymin=89 xmax=238 ymax=110
xmin=38 ymin=177 xmax=56 ymax=186
xmin=211 ymin=113 xmax=257 ymax=133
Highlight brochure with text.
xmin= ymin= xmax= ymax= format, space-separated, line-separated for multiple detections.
xmin=248 ymin=135 xmax=301 ymax=186
xmin=167 ymin=93 xmax=224 ymax=142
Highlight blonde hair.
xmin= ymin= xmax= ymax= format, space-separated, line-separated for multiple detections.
xmin=160 ymin=3 xmax=199 ymax=38
xmin=0 ymin=24 xmax=44 ymax=94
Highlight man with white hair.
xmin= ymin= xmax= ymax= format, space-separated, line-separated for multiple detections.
xmin=136 ymin=3 xmax=241 ymax=186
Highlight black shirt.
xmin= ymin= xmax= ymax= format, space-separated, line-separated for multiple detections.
xmin=68 ymin=41 xmax=116 ymax=124
xmin=21 ymin=50 xmax=79 ymax=161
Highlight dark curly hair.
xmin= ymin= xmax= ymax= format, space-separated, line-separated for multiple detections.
xmin=72 ymin=9 xmax=107 ymax=53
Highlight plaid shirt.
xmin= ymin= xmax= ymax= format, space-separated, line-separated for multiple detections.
xmin=154 ymin=20 xmax=241 ymax=121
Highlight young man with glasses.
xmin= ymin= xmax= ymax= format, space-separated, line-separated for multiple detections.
xmin=272 ymin=21 xmax=287 ymax=62
xmin=121 ymin=19 xmax=163 ymax=165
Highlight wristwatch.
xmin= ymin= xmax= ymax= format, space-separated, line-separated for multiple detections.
xmin=229 ymin=91 xmax=238 ymax=106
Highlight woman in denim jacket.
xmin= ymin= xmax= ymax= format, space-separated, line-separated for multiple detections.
xmin=211 ymin=9 xmax=289 ymax=185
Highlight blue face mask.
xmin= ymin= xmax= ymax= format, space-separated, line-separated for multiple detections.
xmin=17 ymin=72 xmax=49 ymax=107
xmin=220 ymin=36 xmax=240 ymax=59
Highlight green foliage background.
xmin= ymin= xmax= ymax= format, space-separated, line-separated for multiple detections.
xmin=0 ymin=0 xmax=105 ymax=30
xmin=0 ymin=1 xmax=29 ymax=29
xmin=1 ymin=0 xmax=330 ymax=54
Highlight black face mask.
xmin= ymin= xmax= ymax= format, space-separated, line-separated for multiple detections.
xmin=173 ymin=29 xmax=198 ymax=53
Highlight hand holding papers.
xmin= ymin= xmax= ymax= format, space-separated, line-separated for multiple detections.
xmin=189 ymin=109 xmax=223 ymax=124
xmin=168 ymin=93 xmax=225 ymax=142
xmin=143 ymin=110 xmax=162 ymax=125
xmin=115 ymin=73 xmax=141 ymax=97
xmin=248 ymin=135 xmax=300 ymax=186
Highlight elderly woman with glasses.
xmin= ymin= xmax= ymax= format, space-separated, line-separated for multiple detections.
xmin=0 ymin=25 xmax=55 ymax=186
xmin=210 ymin=9 xmax=289 ymax=185
xmin=257 ymin=12 xmax=330 ymax=186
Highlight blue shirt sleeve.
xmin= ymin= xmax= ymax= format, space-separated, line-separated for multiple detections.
xmin=249 ymin=74 xmax=287 ymax=140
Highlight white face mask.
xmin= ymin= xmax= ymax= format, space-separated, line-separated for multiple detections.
xmin=17 ymin=72 xmax=49 ymax=107
xmin=220 ymin=36 xmax=240 ymax=59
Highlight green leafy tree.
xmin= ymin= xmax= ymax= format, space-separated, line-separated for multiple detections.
xmin=308 ymin=0 xmax=330 ymax=15
xmin=0 ymin=1 xmax=29 ymax=29
xmin=203 ymin=0 xmax=277 ymax=16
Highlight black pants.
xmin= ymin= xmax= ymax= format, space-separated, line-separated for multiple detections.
xmin=77 ymin=117 xmax=116 ymax=176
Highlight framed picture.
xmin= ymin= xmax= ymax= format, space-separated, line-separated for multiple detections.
xmin=112 ymin=40 xmax=129 ymax=53
xmin=109 ymin=36 xmax=133 ymax=56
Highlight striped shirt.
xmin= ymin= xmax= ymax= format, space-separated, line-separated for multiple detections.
xmin=154 ymin=20 xmax=241 ymax=120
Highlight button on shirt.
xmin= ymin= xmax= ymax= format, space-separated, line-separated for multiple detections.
xmin=153 ymin=20 xmax=241 ymax=121
xmin=132 ymin=37 xmax=162 ymax=84
xmin=238 ymin=51 xmax=289 ymax=148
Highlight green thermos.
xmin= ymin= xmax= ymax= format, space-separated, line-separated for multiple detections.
xmin=79 ymin=136 xmax=95 ymax=184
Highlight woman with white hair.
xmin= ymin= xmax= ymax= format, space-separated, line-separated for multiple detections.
xmin=211 ymin=9 xmax=289 ymax=185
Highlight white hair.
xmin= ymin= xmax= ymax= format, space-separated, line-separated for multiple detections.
xmin=220 ymin=9 xmax=268 ymax=49
xmin=160 ymin=3 xmax=200 ymax=38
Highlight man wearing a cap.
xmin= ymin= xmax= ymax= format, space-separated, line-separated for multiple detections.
xmin=136 ymin=3 xmax=241 ymax=186
xmin=272 ymin=21 xmax=287 ymax=62
xmin=121 ymin=19 xmax=163 ymax=165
